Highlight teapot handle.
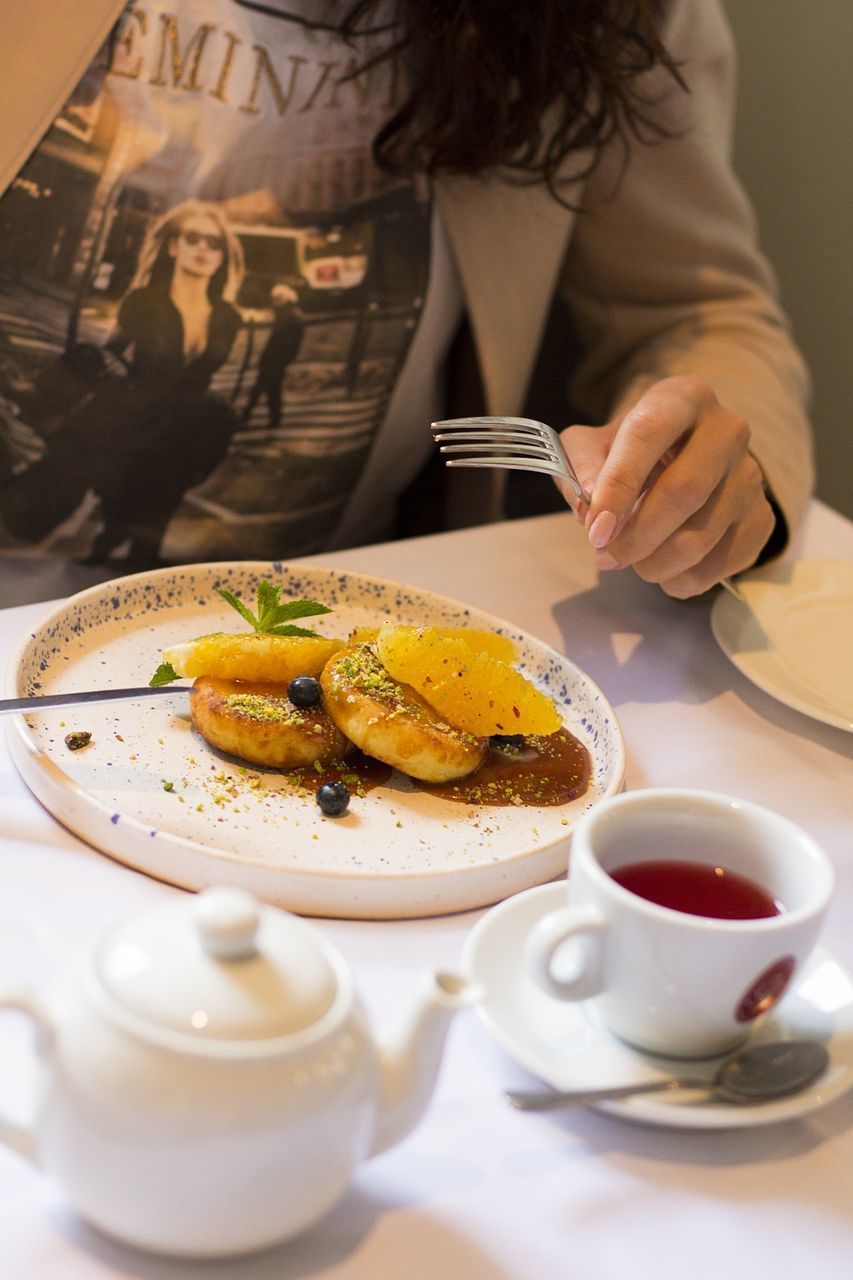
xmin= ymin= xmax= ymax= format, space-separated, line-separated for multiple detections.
xmin=0 ymin=985 xmax=53 ymax=1163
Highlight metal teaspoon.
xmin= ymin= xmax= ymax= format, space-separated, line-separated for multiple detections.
xmin=505 ymin=1039 xmax=830 ymax=1111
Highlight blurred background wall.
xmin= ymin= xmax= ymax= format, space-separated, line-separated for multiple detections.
xmin=722 ymin=1 xmax=853 ymax=518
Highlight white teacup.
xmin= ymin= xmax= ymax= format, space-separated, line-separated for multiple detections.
xmin=525 ymin=789 xmax=834 ymax=1058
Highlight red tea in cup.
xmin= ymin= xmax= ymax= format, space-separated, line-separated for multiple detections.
xmin=609 ymin=858 xmax=784 ymax=920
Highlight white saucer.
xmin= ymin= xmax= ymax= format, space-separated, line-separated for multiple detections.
xmin=462 ymin=882 xmax=853 ymax=1129
xmin=711 ymin=559 xmax=853 ymax=733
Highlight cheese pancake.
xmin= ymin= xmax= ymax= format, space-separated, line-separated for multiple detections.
xmin=320 ymin=645 xmax=487 ymax=783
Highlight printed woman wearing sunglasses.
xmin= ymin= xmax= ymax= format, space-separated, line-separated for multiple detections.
xmin=0 ymin=200 xmax=244 ymax=568
xmin=114 ymin=200 xmax=244 ymax=388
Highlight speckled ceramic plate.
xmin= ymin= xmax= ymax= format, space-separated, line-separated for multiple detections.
xmin=4 ymin=562 xmax=624 ymax=919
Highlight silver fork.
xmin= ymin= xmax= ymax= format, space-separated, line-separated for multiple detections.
xmin=430 ymin=415 xmax=591 ymax=507
xmin=430 ymin=415 xmax=745 ymax=602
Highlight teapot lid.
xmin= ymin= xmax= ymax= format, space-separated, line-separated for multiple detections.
xmin=94 ymin=888 xmax=339 ymax=1043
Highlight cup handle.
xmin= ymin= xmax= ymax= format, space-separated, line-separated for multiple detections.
xmin=0 ymin=985 xmax=53 ymax=1163
xmin=525 ymin=904 xmax=607 ymax=1001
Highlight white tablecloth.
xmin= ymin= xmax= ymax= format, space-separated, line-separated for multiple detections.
xmin=2 ymin=503 xmax=852 ymax=1279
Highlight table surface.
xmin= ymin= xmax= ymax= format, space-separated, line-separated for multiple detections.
xmin=2 ymin=503 xmax=852 ymax=1280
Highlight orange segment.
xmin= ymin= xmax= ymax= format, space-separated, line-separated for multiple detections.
xmin=162 ymin=632 xmax=343 ymax=682
xmin=348 ymin=625 xmax=381 ymax=645
xmin=352 ymin=623 xmax=517 ymax=663
xmin=375 ymin=625 xmax=559 ymax=736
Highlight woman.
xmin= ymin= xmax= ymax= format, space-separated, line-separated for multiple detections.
xmin=108 ymin=199 xmax=244 ymax=390
xmin=1 ymin=200 xmax=244 ymax=566
xmin=332 ymin=0 xmax=802 ymax=596
xmin=0 ymin=1 xmax=813 ymax=598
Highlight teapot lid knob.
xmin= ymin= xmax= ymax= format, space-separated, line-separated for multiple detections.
xmin=194 ymin=888 xmax=260 ymax=960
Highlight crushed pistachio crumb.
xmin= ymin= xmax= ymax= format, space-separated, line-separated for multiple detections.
xmin=225 ymin=691 xmax=303 ymax=724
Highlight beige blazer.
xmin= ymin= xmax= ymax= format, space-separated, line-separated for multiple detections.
xmin=0 ymin=0 xmax=813 ymax=543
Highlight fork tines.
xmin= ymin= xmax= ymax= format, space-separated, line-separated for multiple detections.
xmin=432 ymin=438 xmax=563 ymax=466
xmin=430 ymin=417 xmax=564 ymax=473
xmin=429 ymin=415 xmax=590 ymax=503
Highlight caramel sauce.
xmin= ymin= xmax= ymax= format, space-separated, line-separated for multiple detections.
xmin=287 ymin=750 xmax=392 ymax=795
xmin=197 ymin=679 xmax=588 ymax=807
xmin=420 ymin=729 xmax=591 ymax=807
xmin=287 ymin=731 xmax=590 ymax=806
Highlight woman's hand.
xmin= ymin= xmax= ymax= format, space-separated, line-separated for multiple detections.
xmin=559 ymin=376 xmax=776 ymax=598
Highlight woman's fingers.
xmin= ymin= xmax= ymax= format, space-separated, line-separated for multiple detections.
xmin=582 ymin=377 xmax=737 ymax=549
xmin=555 ymin=423 xmax=610 ymax=522
xmin=606 ymin=462 xmax=775 ymax=597
xmin=560 ymin=376 xmax=777 ymax=597
xmin=597 ymin=411 xmax=754 ymax=568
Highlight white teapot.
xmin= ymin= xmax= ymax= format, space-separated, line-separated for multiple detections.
xmin=0 ymin=887 xmax=478 ymax=1257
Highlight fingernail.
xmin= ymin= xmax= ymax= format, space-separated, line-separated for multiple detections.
xmin=595 ymin=551 xmax=620 ymax=571
xmin=588 ymin=510 xmax=618 ymax=549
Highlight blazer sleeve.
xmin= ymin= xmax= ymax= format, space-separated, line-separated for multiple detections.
xmin=557 ymin=0 xmax=814 ymax=547
xmin=0 ymin=1 xmax=122 ymax=198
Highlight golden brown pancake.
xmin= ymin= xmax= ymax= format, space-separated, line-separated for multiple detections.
xmin=189 ymin=677 xmax=352 ymax=769
xmin=320 ymin=644 xmax=487 ymax=783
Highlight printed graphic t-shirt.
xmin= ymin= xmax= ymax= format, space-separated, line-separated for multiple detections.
xmin=0 ymin=0 xmax=463 ymax=587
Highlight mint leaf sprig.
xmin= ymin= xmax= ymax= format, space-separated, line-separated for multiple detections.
xmin=215 ymin=580 xmax=332 ymax=636
xmin=147 ymin=581 xmax=334 ymax=687
xmin=150 ymin=662 xmax=179 ymax=687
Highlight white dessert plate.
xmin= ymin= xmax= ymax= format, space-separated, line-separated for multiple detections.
xmin=711 ymin=559 xmax=853 ymax=733
xmin=4 ymin=562 xmax=624 ymax=919
xmin=463 ymin=882 xmax=853 ymax=1129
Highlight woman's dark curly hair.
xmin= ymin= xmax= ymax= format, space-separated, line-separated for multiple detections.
xmin=338 ymin=0 xmax=684 ymax=198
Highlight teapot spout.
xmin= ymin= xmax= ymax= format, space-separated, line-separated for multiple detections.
xmin=370 ymin=971 xmax=480 ymax=1157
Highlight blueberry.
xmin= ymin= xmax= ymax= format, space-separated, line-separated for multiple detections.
xmin=490 ymin=733 xmax=525 ymax=751
xmin=316 ymin=781 xmax=350 ymax=816
xmin=288 ymin=675 xmax=321 ymax=707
